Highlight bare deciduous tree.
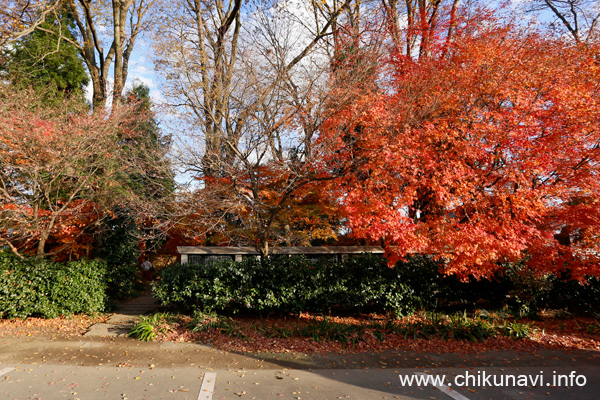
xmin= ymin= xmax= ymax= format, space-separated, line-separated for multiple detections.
xmin=528 ymin=0 xmax=600 ymax=44
xmin=0 ymin=0 xmax=62 ymax=46
xmin=155 ymin=0 xmax=382 ymax=257
xmin=68 ymin=0 xmax=159 ymax=108
xmin=1 ymin=0 xmax=160 ymax=109
xmin=380 ymin=0 xmax=461 ymax=58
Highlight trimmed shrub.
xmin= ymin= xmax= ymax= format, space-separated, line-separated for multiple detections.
xmin=495 ymin=262 xmax=600 ymax=317
xmin=546 ymin=274 xmax=600 ymax=315
xmin=153 ymin=254 xmax=417 ymax=316
xmin=394 ymin=255 xmax=514 ymax=312
xmin=0 ymin=250 xmax=107 ymax=318
xmin=153 ymin=252 xmax=600 ymax=317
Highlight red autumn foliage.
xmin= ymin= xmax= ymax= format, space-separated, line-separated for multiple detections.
xmin=320 ymin=17 xmax=600 ymax=279
xmin=0 ymin=85 xmax=162 ymax=259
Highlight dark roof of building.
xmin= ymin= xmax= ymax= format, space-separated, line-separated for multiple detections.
xmin=177 ymin=246 xmax=384 ymax=255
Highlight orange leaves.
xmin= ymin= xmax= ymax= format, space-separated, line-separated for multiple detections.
xmin=0 ymin=85 xmax=157 ymax=259
xmin=1 ymin=199 xmax=99 ymax=260
xmin=322 ymin=16 xmax=600 ymax=279
xmin=187 ymin=162 xmax=343 ymax=248
xmin=48 ymin=200 xmax=100 ymax=261
xmin=151 ymin=313 xmax=600 ymax=354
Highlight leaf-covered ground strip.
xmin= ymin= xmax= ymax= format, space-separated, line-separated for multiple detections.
xmin=0 ymin=315 xmax=109 ymax=338
xmin=129 ymin=312 xmax=600 ymax=354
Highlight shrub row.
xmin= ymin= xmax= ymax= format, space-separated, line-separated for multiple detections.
xmin=154 ymin=253 xmax=600 ymax=317
xmin=153 ymin=254 xmax=419 ymax=316
xmin=395 ymin=257 xmax=600 ymax=317
xmin=0 ymin=250 xmax=107 ymax=318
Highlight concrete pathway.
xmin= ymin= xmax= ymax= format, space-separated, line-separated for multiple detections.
xmin=85 ymin=291 xmax=158 ymax=337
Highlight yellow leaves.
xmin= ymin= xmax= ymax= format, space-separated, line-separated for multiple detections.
xmin=308 ymin=227 xmax=337 ymax=241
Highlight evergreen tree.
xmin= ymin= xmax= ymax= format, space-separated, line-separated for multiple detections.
xmin=3 ymin=10 xmax=88 ymax=100
xmin=122 ymin=82 xmax=174 ymax=200
xmin=120 ymin=82 xmax=174 ymax=253
xmin=94 ymin=83 xmax=174 ymax=290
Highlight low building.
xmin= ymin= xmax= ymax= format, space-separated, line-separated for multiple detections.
xmin=177 ymin=246 xmax=385 ymax=265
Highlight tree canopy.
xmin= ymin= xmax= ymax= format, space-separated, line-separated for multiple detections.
xmin=2 ymin=10 xmax=88 ymax=100
xmin=321 ymin=13 xmax=600 ymax=279
xmin=0 ymin=0 xmax=598 ymax=280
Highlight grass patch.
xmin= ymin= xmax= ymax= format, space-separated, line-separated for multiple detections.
xmin=128 ymin=313 xmax=174 ymax=342
xmin=129 ymin=311 xmax=543 ymax=345
xmin=389 ymin=312 xmax=536 ymax=342
xmin=189 ymin=311 xmax=247 ymax=339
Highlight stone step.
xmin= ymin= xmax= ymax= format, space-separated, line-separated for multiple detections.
xmin=106 ymin=314 xmax=141 ymax=324
xmin=85 ymin=292 xmax=160 ymax=337
xmin=84 ymin=323 xmax=131 ymax=337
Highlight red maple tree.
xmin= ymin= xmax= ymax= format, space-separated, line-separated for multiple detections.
xmin=0 ymin=85 xmax=168 ymax=259
xmin=321 ymin=15 xmax=600 ymax=279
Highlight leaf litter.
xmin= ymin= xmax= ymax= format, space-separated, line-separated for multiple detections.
xmin=148 ymin=313 xmax=600 ymax=354
xmin=1 ymin=313 xmax=598 ymax=355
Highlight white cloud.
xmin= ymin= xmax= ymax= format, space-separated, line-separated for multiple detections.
xmin=128 ymin=76 xmax=156 ymax=89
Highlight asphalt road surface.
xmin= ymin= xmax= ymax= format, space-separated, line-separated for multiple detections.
xmin=0 ymin=335 xmax=598 ymax=399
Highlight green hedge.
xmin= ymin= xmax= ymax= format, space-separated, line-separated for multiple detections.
xmin=153 ymin=254 xmax=418 ymax=316
xmin=153 ymin=253 xmax=600 ymax=317
xmin=0 ymin=250 xmax=107 ymax=318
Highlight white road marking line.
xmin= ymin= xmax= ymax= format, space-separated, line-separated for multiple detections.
xmin=415 ymin=372 xmax=471 ymax=400
xmin=0 ymin=367 xmax=14 ymax=377
xmin=197 ymin=372 xmax=217 ymax=400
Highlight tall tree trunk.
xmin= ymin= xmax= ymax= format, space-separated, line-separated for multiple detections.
xmin=259 ymin=232 xmax=269 ymax=265
xmin=112 ymin=0 xmax=133 ymax=108
xmin=89 ymin=66 xmax=106 ymax=110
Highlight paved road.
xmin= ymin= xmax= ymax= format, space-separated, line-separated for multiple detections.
xmin=0 ymin=335 xmax=598 ymax=399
